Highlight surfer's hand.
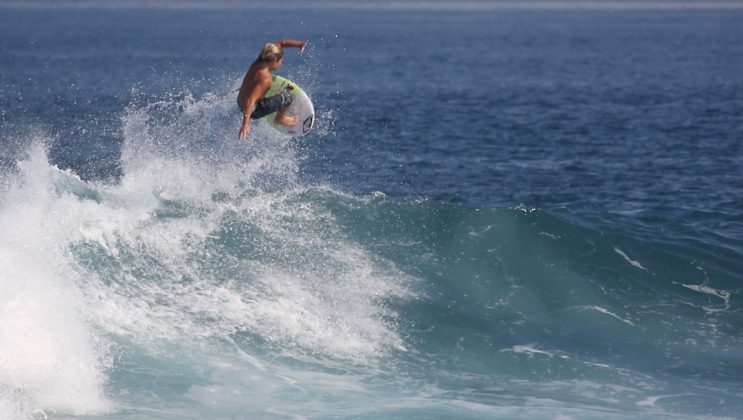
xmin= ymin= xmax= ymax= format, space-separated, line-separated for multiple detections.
xmin=238 ymin=123 xmax=250 ymax=140
xmin=299 ymin=41 xmax=307 ymax=53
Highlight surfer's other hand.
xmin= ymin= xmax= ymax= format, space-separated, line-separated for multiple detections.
xmin=238 ymin=123 xmax=250 ymax=140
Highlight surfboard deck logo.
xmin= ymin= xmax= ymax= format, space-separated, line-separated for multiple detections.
xmin=302 ymin=115 xmax=314 ymax=134
xmin=265 ymin=75 xmax=315 ymax=136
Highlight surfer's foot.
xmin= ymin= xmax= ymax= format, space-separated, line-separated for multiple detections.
xmin=275 ymin=115 xmax=298 ymax=126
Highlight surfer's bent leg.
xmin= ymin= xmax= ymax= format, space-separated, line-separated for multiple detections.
xmin=251 ymin=89 xmax=295 ymax=123
xmin=273 ymin=89 xmax=298 ymax=126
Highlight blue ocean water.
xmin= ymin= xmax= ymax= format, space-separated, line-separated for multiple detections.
xmin=1 ymin=3 xmax=742 ymax=419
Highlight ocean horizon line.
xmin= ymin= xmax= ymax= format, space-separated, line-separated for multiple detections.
xmin=4 ymin=0 xmax=743 ymax=11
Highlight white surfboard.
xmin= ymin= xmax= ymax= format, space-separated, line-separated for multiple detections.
xmin=264 ymin=75 xmax=314 ymax=136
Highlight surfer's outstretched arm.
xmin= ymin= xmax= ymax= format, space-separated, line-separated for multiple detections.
xmin=277 ymin=39 xmax=307 ymax=53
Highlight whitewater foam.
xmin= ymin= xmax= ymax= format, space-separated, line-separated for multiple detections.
xmin=0 ymin=142 xmax=113 ymax=417
xmin=573 ymin=305 xmax=635 ymax=327
xmin=1 ymin=100 xmax=417 ymax=416
xmin=83 ymin=89 xmax=415 ymax=364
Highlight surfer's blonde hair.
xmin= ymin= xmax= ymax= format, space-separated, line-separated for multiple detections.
xmin=259 ymin=43 xmax=283 ymax=62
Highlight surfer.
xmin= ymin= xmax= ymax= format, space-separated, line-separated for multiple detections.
xmin=237 ymin=39 xmax=307 ymax=140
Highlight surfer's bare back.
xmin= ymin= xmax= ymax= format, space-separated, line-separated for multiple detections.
xmin=237 ymin=39 xmax=307 ymax=140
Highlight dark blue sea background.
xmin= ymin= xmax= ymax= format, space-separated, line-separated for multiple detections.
xmin=1 ymin=2 xmax=742 ymax=419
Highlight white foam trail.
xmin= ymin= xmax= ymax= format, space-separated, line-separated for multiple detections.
xmin=636 ymin=394 xmax=684 ymax=407
xmin=675 ymin=265 xmax=731 ymax=315
xmin=636 ymin=395 xmax=663 ymax=407
xmin=503 ymin=345 xmax=555 ymax=358
xmin=613 ymin=247 xmax=650 ymax=273
xmin=681 ymin=284 xmax=730 ymax=302
xmin=574 ymin=305 xmax=635 ymax=326
xmin=681 ymin=283 xmax=731 ymax=315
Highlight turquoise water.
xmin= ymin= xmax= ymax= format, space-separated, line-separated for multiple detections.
xmin=1 ymin=3 xmax=742 ymax=419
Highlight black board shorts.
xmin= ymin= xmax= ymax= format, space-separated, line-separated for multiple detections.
xmin=239 ymin=89 xmax=294 ymax=120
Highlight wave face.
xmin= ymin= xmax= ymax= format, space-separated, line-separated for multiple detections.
xmin=1 ymin=87 xmax=741 ymax=420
